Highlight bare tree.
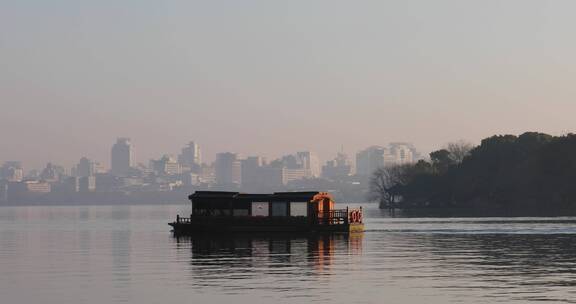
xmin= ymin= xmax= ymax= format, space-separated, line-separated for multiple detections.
xmin=368 ymin=165 xmax=409 ymax=209
xmin=446 ymin=140 xmax=474 ymax=164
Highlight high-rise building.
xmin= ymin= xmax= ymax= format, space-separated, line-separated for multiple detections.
xmin=178 ymin=141 xmax=202 ymax=170
xmin=322 ymin=152 xmax=352 ymax=180
xmin=150 ymin=155 xmax=182 ymax=176
xmin=356 ymin=146 xmax=386 ymax=176
xmin=198 ymin=164 xmax=216 ymax=184
xmin=0 ymin=161 xmax=23 ymax=182
xmin=296 ymin=151 xmax=321 ymax=178
xmin=382 ymin=148 xmax=396 ymax=165
xmin=76 ymin=157 xmax=96 ymax=177
xmin=79 ymin=176 xmax=96 ymax=192
xmin=279 ymin=154 xmax=302 ymax=169
xmin=215 ymin=152 xmax=241 ymax=187
xmin=389 ymin=142 xmax=416 ymax=164
xmin=111 ymin=138 xmax=134 ymax=176
xmin=356 ymin=144 xmax=417 ymax=175
xmin=60 ymin=177 xmax=79 ymax=193
xmin=281 ymin=168 xmax=310 ymax=184
xmin=40 ymin=163 xmax=65 ymax=182
xmin=273 ymin=151 xmax=320 ymax=179
xmin=241 ymin=156 xmax=266 ymax=191
xmin=181 ymin=172 xmax=200 ymax=186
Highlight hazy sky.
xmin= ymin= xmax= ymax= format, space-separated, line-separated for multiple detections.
xmin=2 ymin=0 xmax=576 ymax=170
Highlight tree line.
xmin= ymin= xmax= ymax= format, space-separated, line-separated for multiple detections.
xmin=369 ymin=132 xmax=576 ymax=215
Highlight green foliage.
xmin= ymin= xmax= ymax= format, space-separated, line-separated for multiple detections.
xmin=386 ymin=132 xmax=576 ymax=214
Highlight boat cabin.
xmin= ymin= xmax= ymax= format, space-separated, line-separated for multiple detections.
xmin=189 ymin=191 xmax=335 ymax=218
xmin=171 ymin=191 xmax=364 ymax=233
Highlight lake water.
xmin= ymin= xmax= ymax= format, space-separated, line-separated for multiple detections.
xmin=1 ymin=203 xmax=576 ymax=304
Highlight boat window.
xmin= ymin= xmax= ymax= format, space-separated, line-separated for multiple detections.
xmin=290 ymin=202 xmax=307 ymax=217
xmin=233 ymin=209 xmax=249 ymax=216
xmin=271 ymin=201 xmax=288 ymax=216
xmin=251 ymin=202 xmax=269 ymax=217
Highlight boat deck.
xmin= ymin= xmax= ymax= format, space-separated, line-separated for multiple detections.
xmin=170 ymin=208 xmax=364 ymax=234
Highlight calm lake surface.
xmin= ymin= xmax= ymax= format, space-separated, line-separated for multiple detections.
xmin=2 ymin=203 xmax=576 ymax=304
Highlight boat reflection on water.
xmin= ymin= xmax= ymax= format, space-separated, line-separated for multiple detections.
xmin=172 ymin=233 xmax=363 ymax=279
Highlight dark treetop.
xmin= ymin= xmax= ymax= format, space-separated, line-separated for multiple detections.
xmin=371 ymin=132 xmax=576 ymax=216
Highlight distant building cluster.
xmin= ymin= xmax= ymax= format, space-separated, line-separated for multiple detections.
xmin=355 ymin=143 xmax=419 ymax=176
xmin=0 ymin=139 xmax=421 ymax=203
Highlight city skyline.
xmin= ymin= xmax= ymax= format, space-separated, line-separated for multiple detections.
xmin=2 ymin=137 xmax=417 ymax=204
xmin=0 ymin=138 xmax=419 ymax=174
xmin=2 ymin=134 xmax=434 ymax=171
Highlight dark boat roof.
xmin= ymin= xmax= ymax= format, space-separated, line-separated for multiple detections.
xmin=188 ymin=191 xmax=327 ymax=202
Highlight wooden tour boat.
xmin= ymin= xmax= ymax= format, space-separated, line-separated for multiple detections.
xmin=169 ymin=191 xmax=364 ymax=234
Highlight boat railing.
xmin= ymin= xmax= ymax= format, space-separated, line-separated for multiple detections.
xmin=176 ymin=206 xmax=363 ymax=226
xmin=315 ymin=209 xmax=349 ymax=225
xmin=314 ymin=207 xmax=363 ymax=226
xmin=175 ymin=215 xmax=191 ymax=223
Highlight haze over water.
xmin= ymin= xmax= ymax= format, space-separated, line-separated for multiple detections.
xmin=2 ymin=203 xmax=576 ymax=304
